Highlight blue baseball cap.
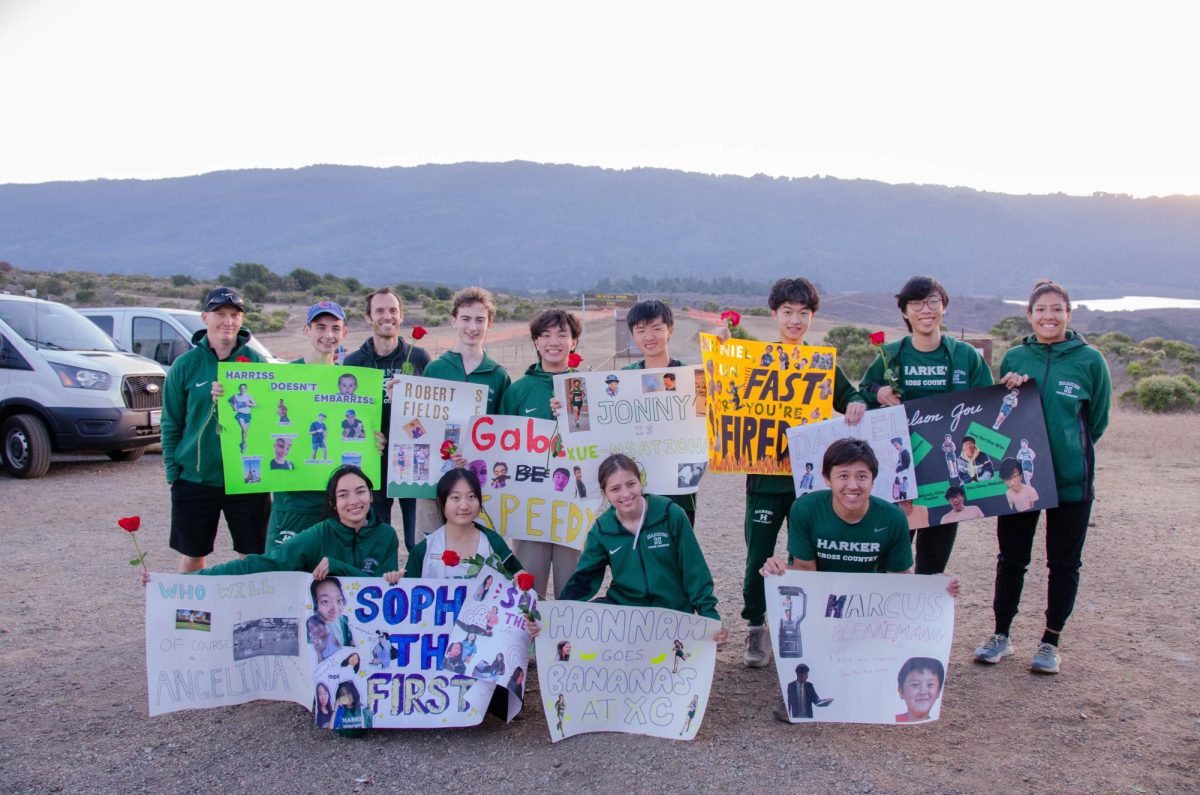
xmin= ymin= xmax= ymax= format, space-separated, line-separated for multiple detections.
xmin=306 ymin=300 xmax=346 ymax=324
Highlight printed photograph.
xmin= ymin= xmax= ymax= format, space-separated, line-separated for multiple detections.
xmin=677 ymin=461 xmax=706 ymax=488
xmin=233 ymin=617 xmax=299 ymax=661
xmin=241 ymin=456 xmax=262 ymax=485
xmin=403 ymin=418 xmax=427 ymax=439
xmin=175 ymin=609 xmax=211 ymax=632
xmin=565 ymin=378 xmax=590 ymax=431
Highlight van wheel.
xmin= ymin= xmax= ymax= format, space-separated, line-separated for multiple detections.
xmin=2 ymin=414 xmax=52 ymax=478
xmin=107 ymin=447 xmax=146 ymax=462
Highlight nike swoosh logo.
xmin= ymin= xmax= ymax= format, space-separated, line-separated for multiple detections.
xmin=525 ymin=408 xmax=538 ymax=414
xmin=607 ymin=546 xmax=623 ymax=555
xmin=873 ymin=527 xmax=887 ymax=533
xmin=195 ymin=381 xmax=209 ymax=388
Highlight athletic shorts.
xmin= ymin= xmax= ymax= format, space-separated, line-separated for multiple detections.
xmin=169 ymin=478 xmax=270 ymax=557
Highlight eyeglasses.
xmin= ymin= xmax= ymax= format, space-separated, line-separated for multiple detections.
xmin=906 ymin=297 xmax=944 ymax=311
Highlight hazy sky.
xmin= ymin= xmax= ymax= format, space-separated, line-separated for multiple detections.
xmin=2 ymin=0 xmax=1197 ymax=196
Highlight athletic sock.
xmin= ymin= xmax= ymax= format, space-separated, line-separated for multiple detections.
xmin=1040 ymin=630 xmax=1060 ymax=646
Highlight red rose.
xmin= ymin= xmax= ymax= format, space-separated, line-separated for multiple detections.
xmin=439 ymin=439 xmax=456 ymax=461
xmin=411 ymin=326 xmax=428 ymax=340
xmin=567 ymin=352 xmax=583 ymax=368
xmin=441 ymin=550 xmax=461 ymax=567
xmin=869 ymin=331 xmax=886 ymax=346
xmin=236 ymin=356 xmax=251 ymax=362
xmin=516 ymin=572 xmax=535 ymax=591
xmin=720 ymin=310 xmax=741 ymax=327
xmin=117 ymin=516 xmax=141 ymax=533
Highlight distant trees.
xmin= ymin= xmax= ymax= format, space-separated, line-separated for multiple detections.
xmin=289 ymin=268 xmax=320 ymax=290
xmin=823 ymin=325 xmax=876 ymax=382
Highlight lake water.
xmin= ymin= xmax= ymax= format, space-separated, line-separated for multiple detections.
xmin=1004 ymin=296 xmax=1200 ymax=312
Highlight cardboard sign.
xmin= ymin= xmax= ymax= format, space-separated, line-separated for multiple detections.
xmin=386 ymin=374 xmax=488 ymax=498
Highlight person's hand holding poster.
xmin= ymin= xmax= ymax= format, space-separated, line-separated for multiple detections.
xmin=698 ymin=333 xmax=835 ymax=475
xmin=217 ymin=362 xmax=383 ymax=493
xmin=533 ymin=602 xmax=719 ymax=741
xmin=553 ymin=367 xmax=708 ymax=495
xmin=457 ymin=414 xmax=603 ymax=550
xmin=786 ymin=405 xmax=916 ymax=502
xmin=764 ymin=570 xmax=954 ymax=725
xmin=386 ymin=374 xmax=488 ymax=499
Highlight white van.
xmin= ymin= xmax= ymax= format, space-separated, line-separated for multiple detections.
xmin=79 ymin=307 xmax=280 ymax=371
xmin=0 ymin=295 xmax=167 ymax=478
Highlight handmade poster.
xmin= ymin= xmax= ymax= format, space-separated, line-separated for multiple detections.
xmin=457 ymin=414 xmax=604 ymax=550
xmin=446 ymin=566 xmax=538 ymax=721
xmin=764 ymin=570 xmax=954 ymax=725
xmin=554 ymin=367 xmax=708 ymax=496
xmin=786 ymin=405 xmax=916 ymax=502
xmin=217 ymin=362 xmax=383 ymax=494
xmin=903 ymin=382 xmax=1055 ymax=530
xmin=146 ymin=571 xmax=529 ymax=728
xmin=534 ymin=602 xmax=720 ymax=742
xmin=698 ymin=333 xmax=835 ymax=475
xmin=386 ymin=374 xmax=489 ymax=499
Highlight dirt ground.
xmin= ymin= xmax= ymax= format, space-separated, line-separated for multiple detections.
xmin=1 ymin=314 xmax=1196 ymax=794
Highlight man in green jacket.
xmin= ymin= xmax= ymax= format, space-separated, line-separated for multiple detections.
xmin=742 ymin=278 xmax=866 ymax=668
xmin=161 ymin=287 xmax=270 ymax=572
xmin=859 ymin=276 xmax=994 ymax=575
xmin=423 ymin=287 xmax=511 ymax=414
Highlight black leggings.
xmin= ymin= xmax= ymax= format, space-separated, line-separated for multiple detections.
xmin=910 ymin=522 xmax=958 ymax=575
xmin=992 ymin=500 xmax=1092 ymax=636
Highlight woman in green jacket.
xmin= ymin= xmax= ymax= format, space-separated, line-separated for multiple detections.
xmin=860 ymin=276 xmax=994 ymax=574
xmin=974 ymin=280 xmax=1111 ymax=675
xmin=558 ymin=453 xmax=729 ymax=642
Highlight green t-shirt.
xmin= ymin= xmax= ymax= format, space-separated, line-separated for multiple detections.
xmin=787 ymin=492 xmax=913 ymax=573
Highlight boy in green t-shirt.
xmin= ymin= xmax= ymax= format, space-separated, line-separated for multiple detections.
xmin=742 ymin=278 xmax=867 ymax=668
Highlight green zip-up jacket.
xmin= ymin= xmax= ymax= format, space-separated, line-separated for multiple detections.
xmin=622 ymin=357 xmax=684 ymax=370
xmin=860 ymin=334 xmax=993 ymax=406
xmin=498 ymin=362 xmax=575 ymax=420
xmin=423 ymin=351 xmax=511 ymax=415
xmin=1000 ymin=330 xmax=1111 ymax=502
xmin=559 ymin=495 xmax=719 ymax=619
xmin=747 ymin=349 xmax=866 ymax=496
xmin=195 ymin=511 xmax=400 ymax=577
xmin=162 ymin=328 xmax=264 ymax=487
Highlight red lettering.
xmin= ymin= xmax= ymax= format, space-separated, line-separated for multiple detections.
xmin=472 ymin=416 xmax=496 ymax=450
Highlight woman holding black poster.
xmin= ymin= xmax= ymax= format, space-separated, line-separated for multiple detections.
xmin=974 ymin=280 xmax=1111 ymax=675
xmin=861 ymin=276 xmax=994 ymax=574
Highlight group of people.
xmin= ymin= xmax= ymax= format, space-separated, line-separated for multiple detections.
xmin=155 ymin=272 xmax=1110 ymax=732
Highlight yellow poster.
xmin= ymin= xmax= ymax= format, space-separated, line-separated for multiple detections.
xmin=699 ymin=333 xmax=836 ymax=475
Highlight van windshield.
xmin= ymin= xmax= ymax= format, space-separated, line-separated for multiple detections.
xmin=0 ymin=300 xmax=120 ymax=352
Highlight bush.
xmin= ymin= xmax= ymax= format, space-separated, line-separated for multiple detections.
xmin=75 ymin=287 xmax=98 ymax=304
xmin=1131 ymin=375 xmax=1200 ymax=412
xmin=745 ymin=307 xmax=770 ymax=317
xmin=289 ymin=268 xmax=320 ymax=291
xmin=171 ymin=274 xmax=195 ymax=287
xmin=1124 ymin=361 xmax=1159 ymax=381
xmin=728 ymin=324 xmax=757 ymax=342
xmin=43 ymin=277 xmax=67 ymax=296
xmin=837 ymin=343 xmax=877 ymax=382
xmin=1139 ymin=337 xmax=1165 ymax=350
xmin=824 ymin=325 xmax=872 ymax=350
xmin=1162 ymin=340 xmax=1195 ymax=360
xmin=241 ymin=281 xmax=269 ymax=303
xmin=990 ymin=316 xmax=1029 ymax=343
xmin=433 ymin=286 xmax=453 ymax=301
xmin=245 ymin=310 xmax=286 ymax=334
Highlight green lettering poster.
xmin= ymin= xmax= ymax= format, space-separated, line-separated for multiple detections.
xmin=217 ymin=362 xmax=383 ymax=493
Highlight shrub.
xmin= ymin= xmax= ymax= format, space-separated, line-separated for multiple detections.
xmin=171 ymin=274 xmax=195 ymax=287
xmin=746 ymin=307 xmax=770 ymax=317
xmin=1132 ymin=375 xmax=1200 ymax=413
xmin=824 ymin=325 xmax=872 ymax=350
xmin=433 ymin=286 xmax=453 ymax=301
xmin=1124 ymin=361 xmax=1158 ymax=381
xmin=836 ymin=343 xmax=877 ymax=382
xmin=241 ymin=281 xmax=268 ymax=303
xmin=728 ymin=324 xmax=757 ymax=342
xmin=75 ymin=287 xmax=99 ymax=304
xmin=1162 ymin=340 xmax=1195 ymax=360
xmin=1139 ymin=337 xmax=1165 ymax=350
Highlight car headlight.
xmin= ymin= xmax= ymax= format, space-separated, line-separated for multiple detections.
xmin=51 ymin=363 xmax=112 ymax=390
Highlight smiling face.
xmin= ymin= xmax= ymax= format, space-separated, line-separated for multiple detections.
xmin=1004 ymin=471 xmax=1024 ymax=492
xmin=553 ymin=469 xmax=569 ymax=490
xmin=602 ymin=465 xmax=644 ymax=519
xmin=823 ymin=461 xmax=874 ymax=519
xmin=772 ymin=301 xmax=813 ymax=345
xmin=443 ymin=477 xmax=481 ymax=527
xmin=948 ymin=492 xmax=965 ymax=510
xmin=366 ymin=292 xmax=402 ymax=341
xmin=962 ymin=439 xmax=978 ymax=457
xmin=899 ymin=668 xmax=942 ymax=720
xmin=334 ymin=472 xmax=372 ymax=528
xmin=316 ymin=683 xmax=330 ymax=710
xmin=903 ymin=294 xmax=946 ymax=338
xmin=451 ymin=301 xmax=491 ymax=349
xmin=201 ymin=305 xmax=244 ymax=352
xmin=308 ymin=620 xmax=328 ymax=649
xmin=1028 ymin=291 xmax=1072 ymax=344
xmin=535 ymin=322 xmax=575 ymax=371
xmin=632 ymin=317 xmax=673 ymax=360
xmin=273 ymin=437 xmax=291 ymax=459
xmin=313 ymin=581 xmax=345 ymax=623
xmin=304 ymin=313 xmax=347 ymax=356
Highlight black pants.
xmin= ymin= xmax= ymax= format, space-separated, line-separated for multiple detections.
xmin=371 ymin=491 xmax=418 ymax=552
xmin=993 ymin=500 xmax=1092 ymax=636
xmin=910 ymin=522 xmax=958 ymax=575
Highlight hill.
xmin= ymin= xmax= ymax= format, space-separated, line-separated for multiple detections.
xmin=2 ymin=162 xmax=1198 ymax=297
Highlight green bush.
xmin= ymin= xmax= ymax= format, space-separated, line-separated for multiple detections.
xmin=1139 ymin=337 xmax=1165 ymax=350
xmin=241 ymin=281 xmax=269 ymax=303
xmin=433 ymin=286 xmax=453 ymax=301
xmin=729 ymin=324 xmax=757 ymax=342
xmin=1162 ymin=340 xmax=1195 ymax=360
xmin=1132 ymin=375 xmax=1200 ymax=412
xmin=745 ymin=307 xmax=770 ymax=317
xmin=990 ymin=316 xmax=1029 ymax=343
xmin=837 ymin=343 xmax=877 ymax=382
xmin=245 ymin=310 xmax=286 ymax=334
xmin=170 ymin=274 xmax=195 ymax=287
xmin=824 ymin=325 xmax=872 ymax=350
xmin=75 ymin=287 xmax=99 ymax=304
xmin=1124 ymin=361 xmax=1159 ymax=381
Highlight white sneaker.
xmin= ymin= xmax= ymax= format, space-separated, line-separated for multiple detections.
xmin=973 ymin=633 xmax=1014 ymax=664
xmin=743 ymin=625 xmax=769 ymax=668
xmin=1030 ymin=642 xmax=1061 ymax=674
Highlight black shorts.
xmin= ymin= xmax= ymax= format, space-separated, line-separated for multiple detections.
xmin=170 ymin=478 xmax=270 ymax=557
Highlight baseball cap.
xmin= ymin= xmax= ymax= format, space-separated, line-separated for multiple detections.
xmin=204 ymin=287 xmax=246 ymax=312
xmin=604 ymin=374 xmax=620 ymax=383
xmin=306 ymin=300 xmax=347 ymax=324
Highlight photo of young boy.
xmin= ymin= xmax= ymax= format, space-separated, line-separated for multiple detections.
xmin=1000 ymin=457 xmax=1040 ymax=512
xmin=338 ymin=373 xmax=358 ymax=396
xmin=269 ymin=437 xmax=295 ymax=470
xmin=894 ymin=657 xmax=945 ymax=723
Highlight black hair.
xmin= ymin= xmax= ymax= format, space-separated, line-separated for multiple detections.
xmin=529 ymin=308 xmax=582 ymax=342
xmin=897 ymin=657 xmax=944 ymax=690
xmin=310 ymin=576 xmax=345 ymax=608
xmin=944 ymin=485 xmax=965 ymax=500
xmin=436 ymin=468 xmax=483 ymax=524
xmin=597 ymin=453 xmax=640 ymax=491
xmin=1026 ymin=279 xmax=1072 ymax=313
xmin=553 ymin=467 xmax=570 ymax=481
xmin=626 ymin=299 xmax=674 ymax=331
xmin=795 ymin=663 xmax=810 ymax=676
xmin=891 ymin=437 xmax=903 ymax=446
xmin=323 ymin=465 xmax=374 ymax=519
xmin=821 ymin=438 xmax=878 ymax=479
xmin=315 ymin=682 xmax=332 ymax=712
xmin=962 ymin=435 xmax=976 ymax=445
xmin=335 ymin=680 xmax=361 ymax=710
xmin=767 ymin=278 xmax=820 ymax=312
xmin=557 ymin=640 xmax=571 ymax=660
xmin=895 ymin=276 xmax=950 ymax=331
xmin=999 ymin=457 xmax=1023 ymax=481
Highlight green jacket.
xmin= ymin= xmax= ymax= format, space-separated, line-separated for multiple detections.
xmin=1000 ymin=331 xmax=1111 ymax=502
xmin=622 ymin=357 xmax=684 ymax=370
xmin=498 ymin=362 xmax=575 ymax=420
xmin=162 ymin=328 xmax=264 ymax=487
xmin=560 ymin=495 xmax=719 ymax=619
xmin=861 ymin=335 xmax=993 ymax=406
xmin=423 ymin=351 xmax=511 ymax=415
xmin=403 ymin=524 xmax=522 ymax=578
xmin=195 ymin=511 xmax=400 ymax=577
xmin=747 ymin=349 xmax=866 ymax=496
